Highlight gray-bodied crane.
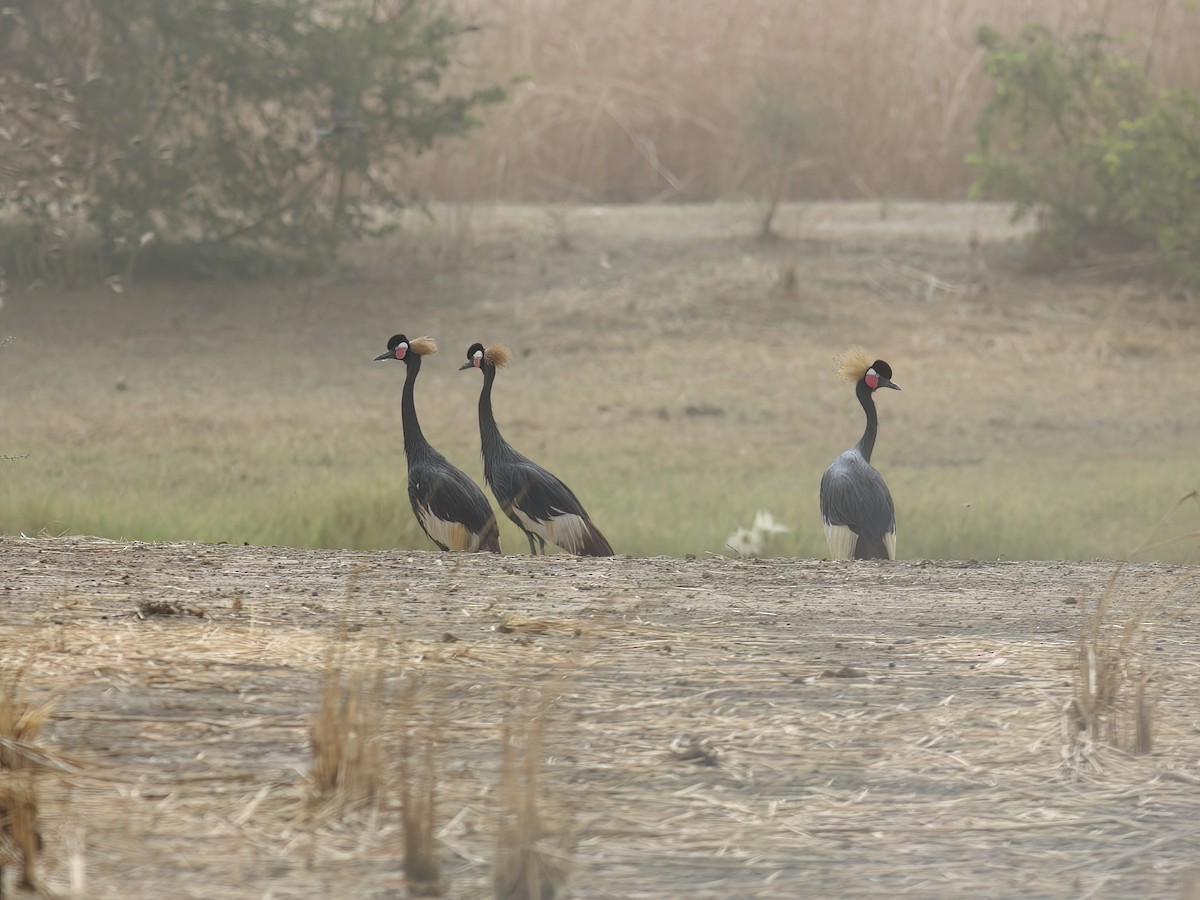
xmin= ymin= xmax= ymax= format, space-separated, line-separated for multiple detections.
xmin=375 ymin=334 xmax=501 ymax=553
xmin=461 ymin=342 xmax=614 ymax=556
xmin=820 ymin=350 xmax=901 ymax=560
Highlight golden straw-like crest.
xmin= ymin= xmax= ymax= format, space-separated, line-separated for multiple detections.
xmin=834 ymin=348 xmax=872 ymax=384
xmin=409 ymin=336 xmax=438 ymax=356
xmin=483 ymin=343 xmax=512 ymax=367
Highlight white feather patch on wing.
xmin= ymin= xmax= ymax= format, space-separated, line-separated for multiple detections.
xmin=824 ymin=523 xmax=858 ymax=561
xmin=418 ymin=506 xmax=484 ymax=552
xmin=511 ymin=507 xmax=590 ymax=555
xmin=884 ymin=530 xmax=897 ymax=561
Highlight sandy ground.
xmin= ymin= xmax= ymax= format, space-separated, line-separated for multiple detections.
xmin=2 ymin=535 xmax=1199 ymax=899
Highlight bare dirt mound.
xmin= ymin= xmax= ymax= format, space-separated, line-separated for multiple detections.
xmin=2 ymin=536 xmax=1198 ymax=898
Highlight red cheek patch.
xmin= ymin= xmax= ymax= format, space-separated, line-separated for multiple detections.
xmin=865 ymin=372 xmax=879 ymax=390
xmin=395 ymin=347 xmax=407 ymax=359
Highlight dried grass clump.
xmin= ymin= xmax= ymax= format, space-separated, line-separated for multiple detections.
xmin=493 ymin=701 xmax=572 ymax=900
xmin=1067 ymin=550 xmax=1193 ymax=762
xmin=1070 ymin=492 xmax=1200 ymax=761
xmin=1067 ymin=568 xmax=1154 ymax=758
xmin=308 ymin=658 xmax=386 ymax=814
xmin=0 ymin=675 xmax=54 ymax=894
xmin=399 ymin=683 xmax=443 ymax=897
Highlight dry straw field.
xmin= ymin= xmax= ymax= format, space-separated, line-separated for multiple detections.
xmin=2 ymin=538 xmax=1200 ymax=898
xmin=417 ymin=0 xmax=1200 ymax=203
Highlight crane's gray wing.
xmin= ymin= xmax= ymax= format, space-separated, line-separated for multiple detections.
xmin=820 ymin=451 xmax=896 ymax=542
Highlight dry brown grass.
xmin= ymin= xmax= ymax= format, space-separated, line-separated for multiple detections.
xmin=399 ymin=681 xmax=444 ymax=898
xmin=416 ymin=0 xmax=1200 ymax=202
xmin=1067 ymin=495 xmax=1199 ymax=764
xmin=308 ymin=648 xmax=386 ymax=814
xmin=0 ymin=674 xmax=54 ymax=895
xmin=1067 ymin=567 xmax=1159 ymax=760
xmin=493 ymin=697 xmax=572 ymax=900
xmin=2 ymin=538 xmax=1200 ymax=896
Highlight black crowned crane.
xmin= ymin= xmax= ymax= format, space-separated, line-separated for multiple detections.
xmin=461 ymin=342 xmax=614 ymax=557
xmin=375 ymin=334 xmax=501 ymax=553
xmin=820 ymin=350 xmax=901 ymax=560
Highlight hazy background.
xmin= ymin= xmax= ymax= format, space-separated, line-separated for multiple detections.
xmin=411 ymin=0 xmax=1200 ymax=202
xmin=1 ymin=0 xmax=1198 ymax=561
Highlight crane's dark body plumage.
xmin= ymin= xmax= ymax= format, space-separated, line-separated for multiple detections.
xmin=376 ymin=335 xmax=501 ymax=553
xmin=820 ymin=357 xmax=899 ymax=561
xmin=463 ymin=343 xmax=613 ymax=557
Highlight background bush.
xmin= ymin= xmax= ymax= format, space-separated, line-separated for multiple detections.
xmin=970 ymin=24 xmax=1200 ymax=278
xmin=0 ymin=0 xmax=503 ymax=282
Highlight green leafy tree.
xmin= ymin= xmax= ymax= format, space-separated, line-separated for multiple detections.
xmin=0 ymin=0 xmax=505 ymax=281
xmin=970 ymin=24 xmax=1200 ymax=279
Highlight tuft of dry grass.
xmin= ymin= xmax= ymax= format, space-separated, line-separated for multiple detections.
xmin=399 ymin=681 xmax=444 ymax=898
xmin=493 ymin=698 xmax=572 ymax=900
xmin=1067 ymin=566 xmax=1156 ymax=759
xmin=308 ymin=650 xmax=386 ymax=814
xmin=1067 ymin=496 xmax=1198 ymax=763
xmin=0 ymin=674 xmax=54 ymax=894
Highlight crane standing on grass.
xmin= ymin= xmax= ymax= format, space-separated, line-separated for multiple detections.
xmin=820 ymin=350 xmax=901 ymax=560
xmin=461 ymin=342 xmax=614 ymax=557
xmin=375 ymin=334 xmax=501 ymax=553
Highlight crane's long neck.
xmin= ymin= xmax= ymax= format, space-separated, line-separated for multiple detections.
xmin=477 ymin=366 xmax=508 ymax=463
xmin=854 ymin=379 xmax=879 ymax=463
xmin=400 ymin=356 xmax=428 ymax=459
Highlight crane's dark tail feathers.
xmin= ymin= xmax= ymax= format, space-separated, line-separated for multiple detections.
xmin=579 ymin=521 xmax=615 ymax=557
xmin=481 ymin=522 xmax=502 ymax=554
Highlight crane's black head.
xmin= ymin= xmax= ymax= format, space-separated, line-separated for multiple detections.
xmin=375 ymin=334 xmax=410 ymax=363
xmin=459 ymin=342 xmax=487 ymax=371
xmin=459 ymin=342 xmax=512 ymax=372
xmin=864 ymin=360 xmax=900 ymax=392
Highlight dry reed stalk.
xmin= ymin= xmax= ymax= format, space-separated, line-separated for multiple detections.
xmin=1068 ymin=492 xmax=1200 ymax=760
xmin=399 ymin=681 xmax=444 ymax=897
xmin=493 ymin=697 xmax=572 ymax=900
xmin=1068 ymin=554 xmax=1194 ymax=762
xmin=0 ymin=674 xmax=53 ymax=895
xmin=308 ymin=652 xmax=386 ymax=814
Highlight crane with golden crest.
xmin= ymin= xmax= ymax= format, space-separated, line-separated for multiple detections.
xmin=820 ymin=349 xmax=901 ymax=560
xmin=461 ymin=342 xmax=614 ymax=556
xmin=375 ymin=334 xmax=502 ymax=553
